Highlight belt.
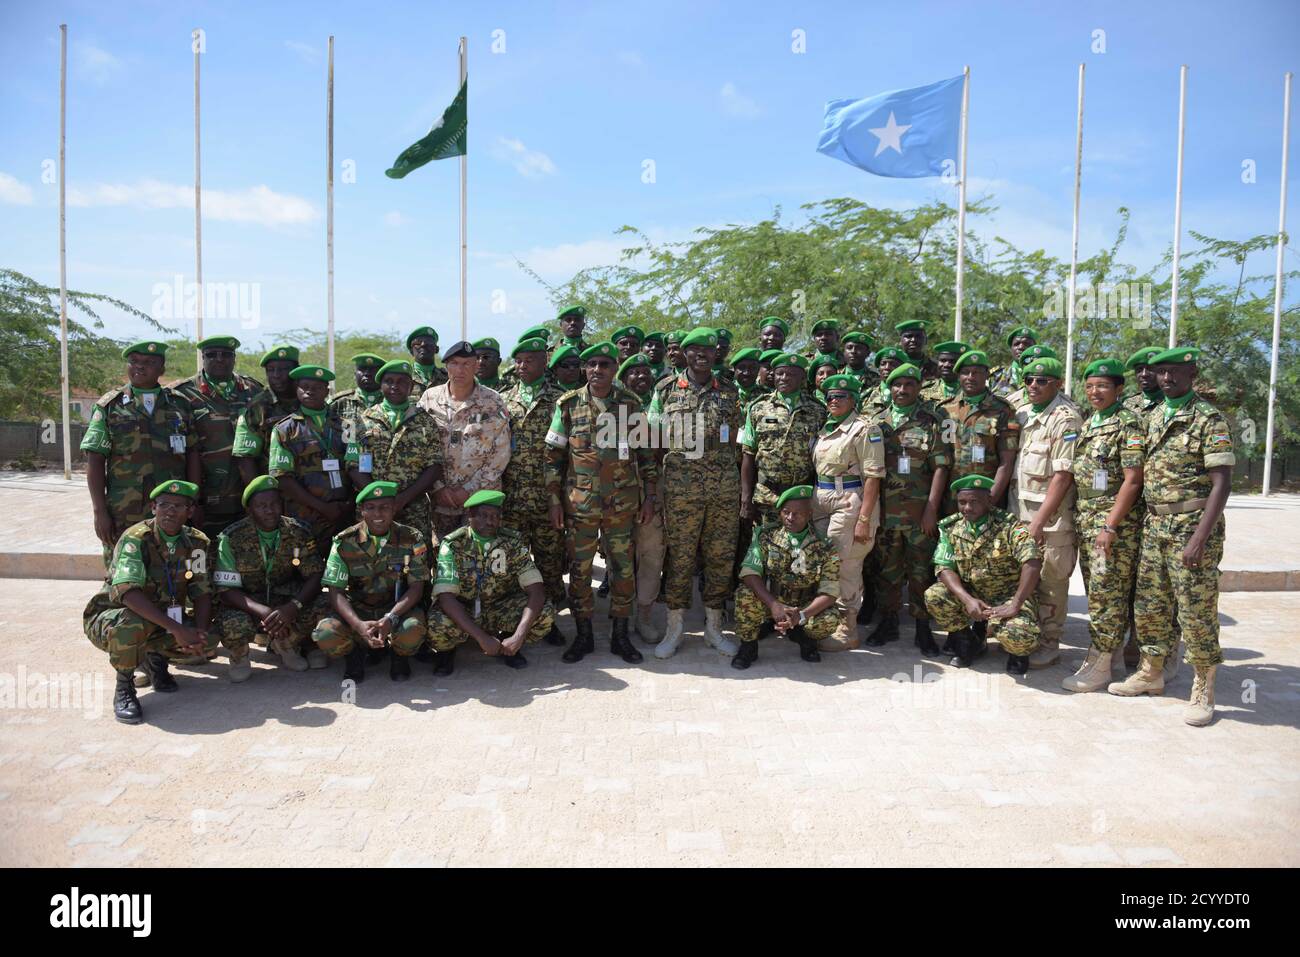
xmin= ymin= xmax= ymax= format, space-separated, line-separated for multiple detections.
xmin=758 ymin=478 xmax=791 ymax=495
xmin=816 ymin=475 xmax=862 ymax=491
xmin=1147 ymin=497 xmax=1207 ymax=516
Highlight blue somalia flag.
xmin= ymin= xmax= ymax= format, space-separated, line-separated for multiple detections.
xmin=816 ymin=75 xmax=963 ymax=178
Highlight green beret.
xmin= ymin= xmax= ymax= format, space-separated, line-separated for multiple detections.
xmin=666 ymin=329 xmax=688 ymax=345
xmin=464 ymin=489 xmax=506 ymax=510
xmin=511 ymin=337 xmax=549 ymax=358
xmin=618 ymin=354 xmax=651 ymax=378
xmin=894 ymin=319 xmax=930 ymax=333
xmin=241 ymin=475 xmax=280 ymax=507
xmin=557 ymin=304 xmax=586 ymax=321
xmin=1005 ymin=326 xmax=1038 ymax=347
xmin=950 ymin=474 xmax=994 ymax=495
xmin=811 ymin=353 xmax=840 ymax=369
xmin=771 ymin=353 xmax=810 ymax=371
xmin=644 ymin=331 xmax=666 ymax=344
xmin=1018 ymin=344 xmax=1059 ymax=366
xmin=1125 ymin=346 xmax=1164 ymax=371
xmin=1150 ymin=346 xmax=1201 ymax=366
xmin=150 ymin=480 xmax=199 ymax=501
xmin=841 ymin=331 xmax=876 ymax=346
xmin=549 ymin=344 xmax=579 ymax=368
xmin=759 ymin=349 xmax=784 ymax=364
xmin=811 ymin=318 xmax=841 ymax=333
xmin=953 ymin=350 xmax=990 ymax=372
xmin=680 ymin=327 xmax=719 ymax=349
xmin=886 ymin=363 xmax=923 ymax=385
xmin=198 ymin=335 xmax=240 ymax=351
xmin=730 ymin=347 xmax=762 ymax=366
xmin=405 ymin=327 xmax=438 ymax=350
xmin=1083 ymin=358 xmax=1124 ymax=379
xmin=611 ymin=325 xmax=646 ymax=344
xmin=356 ymin=480 xmax=400 ymax=504
xmin=519 ymin=324 xmax=550 ymax=344
xmin=122 ymin=340 xmax=168 ymax=359
xmin=289 ymin=364 xmax=335 ymax=382
xmin=932 ymin=340 xmax=969 ymax=356
xmin=821 ymin=374 xmax=862 ymax=396
xmin=760 ymin=317 xmax=791 ymax=336
xmin=351 ymin=353 xmax=384 ymax=369
xmin=580 ymin=341 xmax=619 ymax=362
xmin=1024 ymin=357 xmax=1064 ymax=379
xmin=715 ymin=327 xmax=733 ymax=343
xmin=874 ymin=347 xmax=909 ymax=366
xmin=775 ymin=485 xmax=815 ymax=511
xmin=472 ymin=337 xmax=501 ymax=354
xmin=377 ymin=359 xmax=414 ymax=380
xmin=260 ymin=345 xmax=300 ymax=366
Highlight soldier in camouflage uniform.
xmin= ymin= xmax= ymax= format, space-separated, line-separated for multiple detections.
xmin=925 ymin=475 xmax=1043 ymax=673
xmin=313 ymin=481 xmax=429 ymax=682
xmin=896 ymin=319 xmax=940 ymax=386
xmin=989 ymin=326 xmax=1037 ymax=399
xmin=473 ymin=337 xmax=505 ymax=392
xmin=840 ymin=331 xmax=880 ymax=394
xmin=940 ymin=350 xmax=1019 ymax=513
xmin=712 ymin=328 xmax=738 ymax=385
xmin=648 ymin=326 xmax=744 ymax=659
xmin=550 ymin=344 xmax=584 ymax=390
xmin=1122 ymin=346 xmax=1165 ymax=424
xmin=920 ymin=340 xmax=967 ymax=405
xmin=621 ymin=354 xmax=668 ymax=644
xmin=859 ymin=348 xmax=905 ymax=418
xmin=730 ymin=347 xmax=770 ymax=412
xmin=864 ymin=364 xmax=951 ymax=656
xmin=759 ymin=317 xmax=790 ymax=353
xmin=84 ymin=481 xmax=217 ymax=724
xmin=659 ymin=329 xmax=689 ymax=386
xmin=428 ymin=489 xmax=556 ymax=674
xmin=1062 ymin=359 xmax=1148 ymax=692
xmin=1109 ymin=347 xmax=1234 ymax=727
xmin=740 ymin=354 xmax=825 ymax=527
xmin=1004 ymin=344 xmax=1068 ymax=413
xmin=642 ymin=331 xmax=668 ymax=381
xmin=556 ymin=304 xmax=592 ymax=355
xmin=612 ymin=324 xmax=646 ymax=366
xmin=328 ymin=353 xmax=385 ymax=440
xmin=407 ymin=327 xmax=449 ymax=390
xmin=731 ymin=486 xmax=841 ymax=669
xmin=807 ymin=318 xmax=844 ymax=367
xmin=171 ymin=335 xmax=265 ymax=539
xmin=82 ymin=341 xmax=201 ymax=569
xmin=212 ymin=475 xmax=329 ymax=679
xmin=810 ymin=354 xmax=841 ymax=402
xmin=233 ymin=345 xmax=300 ymax=482
xmin=546 ymin=342 xmax=657 ymax=663
xmin=497 ymin=325 xmax=550 ymax=393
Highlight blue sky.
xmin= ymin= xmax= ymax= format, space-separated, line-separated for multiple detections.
xmin=1 ymin=0 xmax=1296 ymax=354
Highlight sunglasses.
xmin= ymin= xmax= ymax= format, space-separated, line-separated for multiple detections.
xmin=203 ymin=349 xmax=236 ymax=359
xmin=1024 ymin=376 xmax=1058 ymax=386
xmin=825 ymin=391 xmax=854 ymax=401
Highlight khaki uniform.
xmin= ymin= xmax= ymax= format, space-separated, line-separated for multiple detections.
xmin=417 ymin=383 xmax=512 ymax=539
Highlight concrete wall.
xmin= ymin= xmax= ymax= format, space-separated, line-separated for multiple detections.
xmin=0 ymin=422 xmax=89 ymax=464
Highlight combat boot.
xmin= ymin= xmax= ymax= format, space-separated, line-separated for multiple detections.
xmin=1062 ymin=646 xmax=1113 ymax=693
xmin=1184 ymin=665 xmax=1217 ymax=727
xmin=857 ymin=588 xmax=876 ymax=625
xmin=1164 ymin=641 xmax=1184 ymax=683
xmin=1107 ymin=654 xmax=1165 ymax=696
xmin=730 ymin=640 xmax=758 ymax=670
xmin=654 ymin=609 xmax=686 ymax=659
xmin=432 ymin=646 xmax=456 ymax=676
xmin=610 ymin=618 xmax=643 ymax=663
xmin=818 ymin=614 xmax=860 ymax=652
xmin=271 ymin=636 xmax=309 ymax=672
xmin=543 ymin=623 xmax=567 ymax=646
xmin=914 ymin=619 xmax=940 ymax=657
xmin=146 ymin=651 xmax=178 ymax=692
xmin=703 ymin=607 xmax=739 ymax=656
xmin=792 ymin=627 xmax=821 ymax=662
xmin=390 ymin=651 xmax=411 ymax=682
xmin=113 ymin=670 xmax=143 ymax=725
xmin=635 ymin=605 xmax=661 ymax=644
xmin=563 ymin=618 xmax=596 ymax=663
xmin=1028 ymin=637 xmax=1059 ymax=669
xmin=865 ymin=612 xmax=899 ymax=647
xmin=597 ymin=570 xmax=611 ymax=598
xmin=343 ymin=643 xmax=366 ymax=683
xmin=228 ymin=648 xmax=252 ymax=683
xmin=133 ymin=665 xmax=152 ymax=688
xmin=946 ymin=627 xmax=981 ymax=668
xmin=1006 ymin=654 xmax=1029 ymax=677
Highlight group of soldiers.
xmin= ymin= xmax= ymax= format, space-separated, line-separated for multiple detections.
xmin=80 ymin=306 xmax=1234 ymax=731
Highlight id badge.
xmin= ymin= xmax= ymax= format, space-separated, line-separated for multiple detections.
xmin=328 ymin=471 xmax=343 ymax=489
xmin=167 ymin=605 xmax=183 ymax=623
xmin=971 ymin=444 xmax=986 ymax=464
xmin=618 ymin=441 xmax=629 ymax=460
xmin=719 ymin=424 xmax=730 ymax=444
xmin=898 ymin=455 xmax=912 ymax=476
xmin=169 ymin=434 xmax=186 ymax=454
xmin=1093 ymin=468 xmax=1108 ymax=491
xmin=473 ymin=597 xmax=481 ymax=618
xmin=359 ymin=453 xmax=373 ymax=472
xmin=322 ymin=458 xmax=340 ymax=472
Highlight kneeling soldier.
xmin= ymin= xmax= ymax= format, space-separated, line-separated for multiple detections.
xmin=732 ymin=486 xmax=841 ymax=670
xmin=213 ymin=475 xmax=329 ymax=680
xmin=312 ymin=481 xmax=429 ymax=683
xmin=84 ymin=480 xmax=217 ymax=724
xmin=925 ymin=475 xmax=1043 ymax=675
xmin=428 ymin=490 xmax=557 ymax=675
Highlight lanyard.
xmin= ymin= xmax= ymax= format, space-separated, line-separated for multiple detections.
xmin=257 ymin=532 xmax=280 ymax=602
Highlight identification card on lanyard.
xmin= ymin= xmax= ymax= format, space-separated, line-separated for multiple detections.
xmin=170 ymin=434 xmax=186 ymax=454
xmin=898 ymin=454 xmax=912 ymax=476
xmin=167 ymin=605 xmax=183 ymax=623
xmin=322 ymin=458 xmax=342 ymax=489
xmin=971 ymin=444 xmax=985 ymax=464
xmin=1093 ymin=468 xmax=1108 ymax=491
xmin=359 ymin=452 xmax=374 ymax=472
xmin=719 ymin=424 xmax=730 ymax=444
xmin=618 ymin=441 xmax=629 ymax=460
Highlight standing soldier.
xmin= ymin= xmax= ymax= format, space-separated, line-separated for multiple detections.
xmin=810 ymin=355 xmax=841 ymax=401
xmin=328 ymin=353 xmax=385 ymax=437
xmin=213 ymin=475 xmax=330 ymax=678
xmin=1109 ymin=347 xmax=1234 ymax=726
xmin=1009 ymin=356 xmax=1082 ymax=669
xmin=407 ymin=327 xmax=448 ymax=389
xmin=921 ymin=340 xmax=968 ymax=405
xmin=642 ymin=332 xmax=668 ymax=380
xmin=990 ymin=326 xmax=1038 ymax=398
xmin=759 ymin=317 xmax=790 ymax=353
xmin=546 ymin=342 xmax=657 ymax=663
xmin=1123 ymin=346 xmax=1165 ymax=422
xmin=713 ymin=328 xmax=736 ymax=382
xmin=499 ymin=326 xmax=550 ymax=392
xmin=1062 ymin=359 xmax=1147 ymax=692
xmin=730 ymin=347 xmax=769 ymax=411
xmin=83 ymin=341 xmax=200 ymax=568
xmin=731 ymin=486 xmax=841 ymax=670
xmin=313 ymin=481 xmax=429 ymax=682
xmin=864 ymin=364 xmax=951 ymax=655
xmin=740 ymin=354 xmax=825 ymax=527
xmin=612 ymin=324 xmax=646 ymax=365
xmin=661 ymin=330 xmax=688 ymax=384
xmin=895 ymin=319 xmax=940 ymax=384
xmin=499 ymin=338 xmax=568 ymax=644
xmin=234 ymin=345 xmax=300 ymax=481
xmin=557 ymin=304 xmax=591 ymax=354
xmin=860 ymin=347 xmax=905 ymax=418
xmin=840 ymin=332 xmax=880 ymax=393
xmin=473 ymin=337 xmax=505 ymax=391
xmin=550 ymin=344 xmax=584 ymax=390
xmin=416 ymin=340 xmax=512 ymax=539
xmin=808 ymin=318 xmax=843 ymax=364
xmin=620 ymin=354 xmax=667 ymax=643
xmin=941 ymin=350 xmax=1019 ymax=511
xmin=757 ymin=349 xmax=782 ymax=390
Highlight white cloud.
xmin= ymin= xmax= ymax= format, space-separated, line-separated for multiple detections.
xmin=285 ymin=40 xmax=319 ymax=64
xmin=0 ymin=172 xmax=34 ymax=205
xmin=66 ymin=180 xmax=318 ymax=226
xmin=76 ymin=42 xmax=122 ymax=85
xmin=383 ymin=210 xmax=406 ymax=227
xmin=719 ymin=81 xmax=760 ymax=118
xmin=490 ymin=137 xmax=557 ymax=178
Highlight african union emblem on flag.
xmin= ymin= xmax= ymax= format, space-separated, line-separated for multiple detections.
xmin=385 ymin=79 xmax=467 ymax=179
xmin=816 ymin=75 xmax=962 ymax=178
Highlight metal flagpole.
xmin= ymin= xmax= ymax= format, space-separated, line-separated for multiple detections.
xmin=1065 ymin=63 xmax=1085 ymax=394
xmin=193 ymin=28 xmax=203 ymax=366
xmin=1169 ymin=65 xmax=1187 ymax=347
xmin=954 ymin=65 xmax=970 ymax=342
xmin=327 ymin=35 xmax=335 ymax=372
xmin=459 ymin=37 xmax=468 ymax=341
xmin=59 ymin=24 xmax=71 ymax=481
xmin=1263 ymin=71 xmax=1292 ymax=498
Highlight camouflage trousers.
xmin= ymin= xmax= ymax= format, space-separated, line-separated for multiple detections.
xmin=1077 ymin=510 xmax=1141 ymax=653
xmin=86 ymin=607 xmax=222 ymax=672
xmin=504 ymin=499 xmax=567 ymax=606
xmin=924 ymin=581 xmax=1041 ymax=657
xmin=734 ymin=587 xmax=839 ymax=644
xmin=216 ymin=593 xmax=330 ymax=658
xmin=1134 ymin=512 xmax=1225 ymax=666
xmin=634 ymin=505 xmax=665 ymax=608
xmin=428 ymin=593 xmax=556 ymax=651
xmin=311 ymin=605 xmax=427 ymax=658
xmin=662 ymin=463 xmax=740 ymax=611
xmin=875 ymin=522 xmax=937 ymax=620
xmin=567 ymin=506 xmax=637 ymax=618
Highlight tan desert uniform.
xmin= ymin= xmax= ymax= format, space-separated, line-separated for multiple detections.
xmin=417 ymin=382 xmax=512 ymax=539
xmin=810 ymin=412 xmax=886 ymax=624
xmin=1010 ymin=392 xmax=1083 ymax=652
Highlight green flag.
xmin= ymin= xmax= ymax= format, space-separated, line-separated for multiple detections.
xmin=385 ymin=79 xmax=467 ymax=179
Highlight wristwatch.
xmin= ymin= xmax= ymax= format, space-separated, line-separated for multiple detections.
xmin=289 ymin=598 xmax=304 ymax=610
xmin=384 ymin=611 xmax=401 ymax=628
xmin=798 ymin=609 xmax=808 ymax=626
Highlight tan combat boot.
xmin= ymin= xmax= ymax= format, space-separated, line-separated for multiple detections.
xmin=1107 ymin=654 xmax=1165 ymax=696
xmin=635 ymin=604 xmax=661 ymax=644
xmin=1062 ymin=646 xmax=1113 ymax=692
xmin=271 ymin=636 xmax=309 ymax=672
xmin=1184 ymin=664 xmax=1217 ymax=726
xmin=1164 ymin=640 xmax=1184 ymax=682
xmin=818 ymin=614 xmax=861 ymax=652
xmin=228 ymin=648 xmax=252 ymax=683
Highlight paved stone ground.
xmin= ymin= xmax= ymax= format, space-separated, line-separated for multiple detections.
xmin=2 ymin=577 xmax=1297 ymax=867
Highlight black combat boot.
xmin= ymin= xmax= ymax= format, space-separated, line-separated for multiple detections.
xmin=432 ymin=646 xmax=456 ymax=676
xmin=563 ymin=618 xmax=596 ymax=663
xmin=145 ymin=652 xmax=178 ymax=692
xmin=792 ymin=627 xmax=821 ymax=662
xmin=730 ymin=641 xmax=758 ymax=670
xmin=865 ymin=612 xmax=900 ymax=647
xmin=390 ymin=651 xmax=411 ymax=682
xmin=1006 ymin=654 xmax=1029 ymax=677
xmin=857 ymin=588 xmax=876 ymax=625
xmin=610 ymin=618 xmax=643 ymax=663
xmin=972 ymin=620 xmax=987 ymax=642
xmin=365 ymin=646 xmax=386 ymax=666
xmin=113 ymin=670 xmax=143 ymax=724
xmin=597 ymin=571 xmax=611 ymax=598
xmin=343 ymin=643 xmax=366 ymax=683
xmin=914 ymin=619 xmax=940 ymax=657
xmin=415 ymin=640 xmax=435 ymax=663
xmin=543 ymin=623 xmax=567 ymax=646
xmin=945 ymin=627 xmax=975 ymax=667
xmin=499 ymin=648 xmax=528 ymax=669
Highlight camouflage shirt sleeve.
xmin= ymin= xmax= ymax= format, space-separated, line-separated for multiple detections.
xmin=816 ymin=545 xmax=840 ymax=598
xmin=80 ymin=405 xmax=112 ymax=454
xmin=213 ymin=534 xmax=242 ymax=589
xmin=932 ymin=525 xmax=957 ymax=571
xmin=513 ymin=538 xmax=543 ymax=590
xmin=1009 ymin=521 xmax=1041 ymax=566
xmin=432 ymin=539 xmax=462 ymax=596
xmin=321 ymin=539 xmax=350 ymax=589
xmin=1200 ymin=407 xmax=1236 ymax=469
xmin=1119 ymin=414 xmax=1147 ymax=470
xmin=232 ymin=409 xmax=260 ymax=458
xmin=267 ymin=426 xmax=294 ymax=476
xmin=927 ymin=414 xmax=952 ymax=470
xmin=739 ymin=532 xmax=766 ymax=580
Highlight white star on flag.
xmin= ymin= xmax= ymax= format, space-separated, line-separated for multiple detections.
xmin=868 ymin=111 xmax=911 ymax=157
